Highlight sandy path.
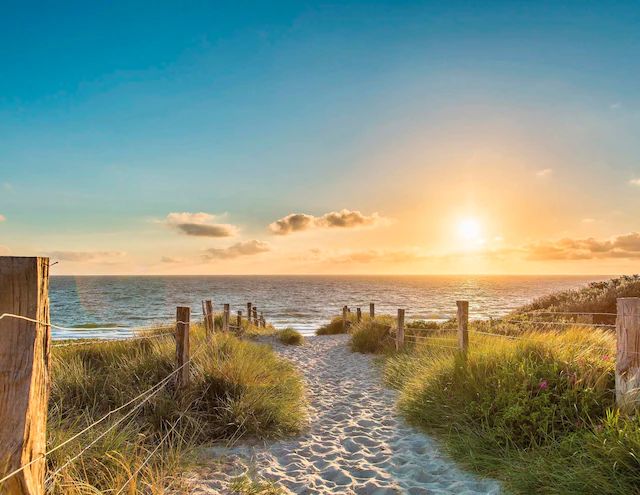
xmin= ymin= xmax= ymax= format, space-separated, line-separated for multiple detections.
xmin=191 ymin=334 xmax=501 ymax=495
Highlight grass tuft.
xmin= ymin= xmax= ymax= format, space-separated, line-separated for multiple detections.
xmin=277 ymin=327 xmax=304 ymax=346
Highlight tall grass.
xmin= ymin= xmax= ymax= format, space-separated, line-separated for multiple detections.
xmin=277 ymin=328 xmax=304 ymax=346
xmin=46 ymin=325 xmax=306 ymax=494
xmin=368 ymin=321 xmax=640 ymax=494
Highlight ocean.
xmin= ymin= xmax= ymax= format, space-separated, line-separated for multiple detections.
xmin=49 ymin=275 xmax=610 ymax=340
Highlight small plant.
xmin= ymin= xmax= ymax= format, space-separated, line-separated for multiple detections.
xmin=277 ymin=327 xmax=304 ymax=345
xmin=349 ymin=318 xmax=395 ymax=354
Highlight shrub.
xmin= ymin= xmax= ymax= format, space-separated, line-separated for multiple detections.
xmin=380 ymin=325 xmax=632 ymax=493
xmin=277 ymin=327 xmax=304 ymax=346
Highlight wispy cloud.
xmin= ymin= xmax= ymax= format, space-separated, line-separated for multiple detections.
xmin=582 ymin=218 xmax=595 ymax=224
xmin=160 ymin=256 xmax=184 ymax=263
xmin=611 ymin=102 xmax=621 ymax=109
xmin=163 ymin=212 xmax=239 ymax=238
xmin=44 ymin=250 xmax=127 ymax=262
xmin=294 ymin=247 xmax=425 ymax=264
xmin=630 ymin=178 xmax=640 ymax=186
xmin=0 ymin=246 xmax=10 ymax=255
xmin=202 ymin=240 xmax=272 ymax=260
xmin=536 ymin=168 xmax=553 ymax=177
xmin=3 ymin=183 xmax=10 ymax=190
xmin=0 ymin=215 xmax=5 ymax=222
xmin=269 ymin=209 xmax=391 ymax=235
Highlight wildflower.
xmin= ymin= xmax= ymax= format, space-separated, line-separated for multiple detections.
xmin=570 ymin=376 xmax=576 ymax=384
xmin=603 ymin=355 xmax=610 ymax=361
xmin=579 ymin=359 xmax=585 ymax=365
xmin=539 ymin=381 xmax=548 ymax=389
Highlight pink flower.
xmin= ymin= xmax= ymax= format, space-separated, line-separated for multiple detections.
xmin=579 ymin=359 xmax=585 ymax=365
xmin=539 ymin=381 xmax=548 ymax=389
xmin=603 ymin=356 xmax=610 ymax=361
xmin=570 ymin=376 xmax=576 ymax=384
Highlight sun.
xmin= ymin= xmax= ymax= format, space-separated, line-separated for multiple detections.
xmin=458 ymin=219 xmax=481 ymax=240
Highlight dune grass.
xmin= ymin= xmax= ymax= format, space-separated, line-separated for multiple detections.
xmin=277 ymin=327 xmax=304 ymax=346
xmin=351 ymin=311 xmax=640 ymax=493
xmin=46 ymin=325 xmax=306 ymax=494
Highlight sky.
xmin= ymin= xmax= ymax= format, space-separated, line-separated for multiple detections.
xmin=1 ymin=0 xmax=639 ymax=275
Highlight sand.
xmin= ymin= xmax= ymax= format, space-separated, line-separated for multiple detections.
xmin=189 ymin=334 xmax=501 ymax=494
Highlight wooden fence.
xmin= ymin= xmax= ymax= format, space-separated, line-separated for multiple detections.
xmin=0 ymin=256 xmax=270 ymax=495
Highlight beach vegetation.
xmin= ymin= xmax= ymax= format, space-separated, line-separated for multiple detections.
xmin=46 ymin=325 xmax=306 ymax=494
xmin=277 ymin=327 xmax=304 ymax=345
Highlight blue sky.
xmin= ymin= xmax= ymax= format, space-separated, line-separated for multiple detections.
xmin=1 ymin=1 xmax=639 ymax=274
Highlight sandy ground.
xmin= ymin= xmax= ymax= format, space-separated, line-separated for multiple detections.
xmin=189 ymin=334 xmax=501 ymax=495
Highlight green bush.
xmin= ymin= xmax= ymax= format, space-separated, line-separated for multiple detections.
xmin=277 ymin=327 xmax=304 ymax=345
xmin=381 ymin=326 xmax=632 ymax=493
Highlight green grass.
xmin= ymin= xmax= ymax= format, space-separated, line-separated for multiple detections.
xmin=349 ymin=316 xmax=396 ymax=354
xmin=365 ymin=317 xmax=640 ymax=493
xmin=46 ymin=325 xmax=306 ymax=494
xmin=277 ymin=327 xmax=304 ymax=345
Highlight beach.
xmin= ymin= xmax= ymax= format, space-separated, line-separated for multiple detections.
xmin=189 ymin=334 xmax=501 ymax=494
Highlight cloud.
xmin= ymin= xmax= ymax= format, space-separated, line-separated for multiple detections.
xmin=630 ymin=178 xmax=640 ymax=186
xmin=3 ymin=183 xmax=10 ymax=190
xmin=0 ymin=246 xmax=10 ymax=255
xmin=163 ymin=212 xmax=238 ymax=238
xmin=611 ymin=102 xmax=621 ymax=109
xmin=536 ymin=168 xmax=553 ymax=177
xmin=0 ymin=215 xmax=5 ymax=222
xmin=45 ymin=250 xmax=127 ymax=262
xmin=582 ymin=218 xmax=595 ymax=224
xmin=522 ymin=232 xmax=640 ymax=261
xmin=269 ymin=210 xmax=390 ymax=235
xmin=202 ymin=240 xmax=272 ymax=260
xmin=294 ymin=247 xmax=426 ymax=264
xmin=160 ymin=256 xmax=184 ymax=263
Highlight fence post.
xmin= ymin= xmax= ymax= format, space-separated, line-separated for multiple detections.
xmin=370 ymin=303 xmax=375 ymax=319
xmin=252 ymin=307 xmax=258 ymax=326
xmin=175 ymin=306 xmax=190 ymax=391
xmin=205 ymin=300 xmax=214 ymax=341
xmin=260 ymin=312 xmax=265 ymax=328
xmin=357 ymin=307 xmax=362 ymax=324
xmin=457 ymin=300 xmax=469 ymax=355
xmin=237 ymin=310 xmax=242 ymax=328
xmin=342 ymin=306 xmax=348 ymax=332
xmin=616 ymin=297 xmax=640 ymax=412
xmin=0 ymin=257 xmax=50 ymax=495
xmin=396 ymin=309 xmax=405 ymax=350
xmin=223 ymin=304 xmax=230 ymax=332
xmin=247 ymin=302 xmax=252 ymax=325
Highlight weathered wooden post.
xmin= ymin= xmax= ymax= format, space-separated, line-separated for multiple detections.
xmin=223 ymin=304 xmax=230 ymax=332
xmin=396 ymin=309 xmax=405 ymax=350
xmin=247 ymin=302 xmax=252 ymax=325
xmin=205 ymin=300 xmax=214 ymax=341
xmin=260 ymin=312 xmax=265 ymax=328
xmin=357 ymin=307 xmax=362 ymax=324
xmin=175 ymin=306 xmax=190 ymax=391
xmin=252 ymin=307 xmax=258 ymax=326
xmin=370 ymin=303 xmax=375 ymax=320
xmin=237 ymin=310 xmax=242 ymax=328
xmin=342 ymin=306 xmax=348 ymax=332
xmin=616 ymin=297 xmax=640 ymax=412
xmin=0 ymin=257 xmax=50 ymax=495
xmin=457 ymin=300 xmax=469 ymax=355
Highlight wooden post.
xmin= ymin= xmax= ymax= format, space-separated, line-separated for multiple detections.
xmin=457 ymin=300 xmax=469 ymax=355
xmin=252 ymin=307 xmax=258 ymax=326
xmin=237 ymin=310 xmax=242 ymax=328
xmin=616 ymin=297 xmax=640 ymax=412
xmin=396 ymin=309 xmax=405 ymax=350
xmin=175 ymin=306 xmax=190 ymax=391
xmin=342 ymin=306 xmax=348 ymax=332
xmin=357 ymin=307 xmax=362 ymax=324
xmin=247 ymin=302 xmax=252 ymax=325
xmin=0 ymin=257 xmax=50 ymax=495
xmin=370 ymin=303 xmax=375 ymax=319
xmin=260 ymin=312 xmax=265 ymax=328
xmin=223 ymin=304 xmax=230 ymax=332
xmin=205 ymin=300 xmax=214 ymax=342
